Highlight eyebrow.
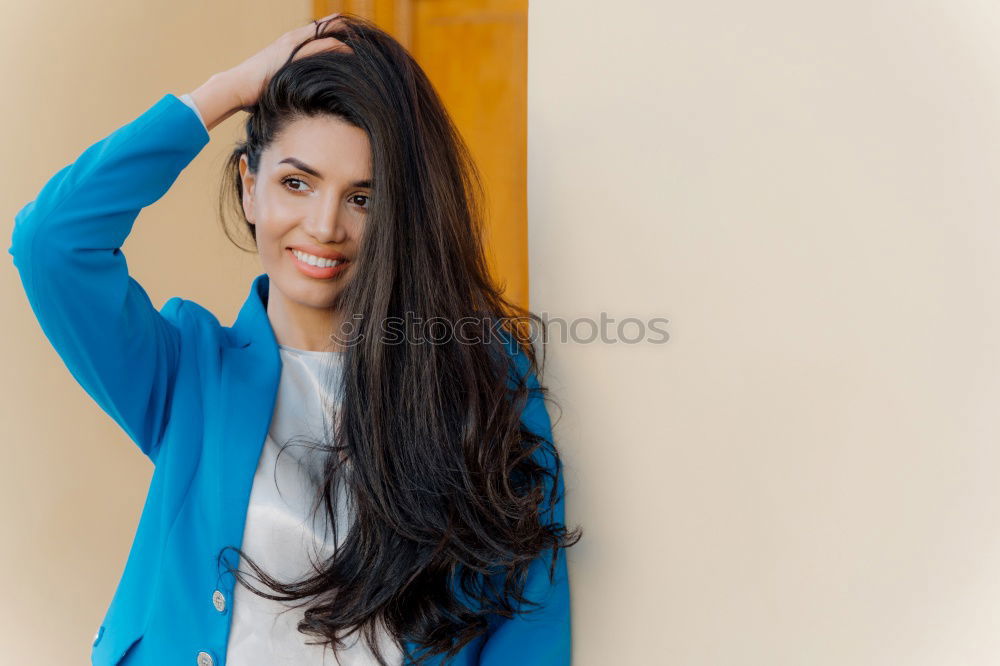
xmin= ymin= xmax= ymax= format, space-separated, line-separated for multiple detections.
xmin=277 ymin=157 xmax=372 ymax=188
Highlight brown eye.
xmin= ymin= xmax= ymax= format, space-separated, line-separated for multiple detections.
xmin=281 ymin=176 xmax=309 ymax=192
xmin=351 ymin=194 xmax=370 ymax=208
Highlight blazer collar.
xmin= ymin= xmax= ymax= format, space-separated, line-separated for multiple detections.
xmin=229 ymin=273 xmax=277 ymax=350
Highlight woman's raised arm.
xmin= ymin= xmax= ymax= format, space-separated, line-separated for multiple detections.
xmin=8 ymin=93 xmax=210 ymax=463
xmin=8 ymin=15 xmax=353 ymax=464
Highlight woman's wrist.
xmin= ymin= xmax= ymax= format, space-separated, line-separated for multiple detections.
xmin=188 ymin=72 xmax=245 ymax=132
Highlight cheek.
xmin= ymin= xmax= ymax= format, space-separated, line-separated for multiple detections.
xmin=252 ymin=226 xmax=289 ymax=271
xmin=254 ymin=201 xmax=299 ymax=245
xmin=348 ymin=213 xmax=367 ymax=238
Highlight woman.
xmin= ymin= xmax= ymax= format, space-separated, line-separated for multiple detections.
xmin=9 ymin=12 xmax=580 ymax=666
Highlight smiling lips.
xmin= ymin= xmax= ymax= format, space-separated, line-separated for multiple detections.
xmin=288 ymin=243 xmax=348 ymax=260
xmin=288 ymin=248 xmax=350 ymax=279
xmin=291 ymin=248 xmax=346 ymax=266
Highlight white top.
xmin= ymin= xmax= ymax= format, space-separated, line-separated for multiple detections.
xmin=174 ymin=94 xmax=402 ymax=664
xmin=225 ymin=346 xmax=403 ymax=665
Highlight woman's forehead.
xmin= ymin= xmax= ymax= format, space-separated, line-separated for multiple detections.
xmin=266 ymin=115 xmax=372 ymax=180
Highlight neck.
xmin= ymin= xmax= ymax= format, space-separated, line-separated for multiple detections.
xmin=266 ymin=282 xmax=346 ymax=352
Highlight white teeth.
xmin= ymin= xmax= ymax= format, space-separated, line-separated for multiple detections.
xmin=292 ymin=249 xmax=345 ymax=268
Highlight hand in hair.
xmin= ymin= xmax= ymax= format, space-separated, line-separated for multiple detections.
xmin=188 ymin=14 xmax=353 ymax=131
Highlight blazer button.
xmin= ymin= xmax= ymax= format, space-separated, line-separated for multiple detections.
xmin=212 ymin=589 xmax=227 ymax=613
xmin=196 ymin=651 xmax=214 ymax=666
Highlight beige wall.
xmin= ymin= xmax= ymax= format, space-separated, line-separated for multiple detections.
xmin=528 ymin=1 xmax=1000 ymax=664
xmin=0 ymin=2 xmax=311 ymax=662
xmin=10 ymin=1 xmax=1000 ymax=664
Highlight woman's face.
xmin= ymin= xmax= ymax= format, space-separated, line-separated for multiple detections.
xmin=239 ymin=114 xmax=372 ymax=316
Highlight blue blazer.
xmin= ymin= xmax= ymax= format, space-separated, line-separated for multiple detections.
xmin=9 ymin=93 xmax=571 ymax=666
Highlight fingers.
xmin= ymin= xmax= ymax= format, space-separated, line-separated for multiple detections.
xmin=301 ymin=14 xmax=354 ymax=55
xmin=284 ymin=13 xmax=352 ymax=62
xmin=288 ymin=13 xmax=340 ymax=40
xmin=324 ymin=37 xmax=354 ymax=55
xmin=293 ymin=35 xmax=353 ymax=60
xmin=312 ymin=13 xmax=343 ymax=33
xmin=315 ymin=14 xmax=347 ymax=38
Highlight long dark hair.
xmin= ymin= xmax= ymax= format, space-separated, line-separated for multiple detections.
xmin=217 ymin=14 xmax=581 ymax=664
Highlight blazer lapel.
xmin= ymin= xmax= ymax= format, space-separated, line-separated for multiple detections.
xmin=213 ymin=273 xmax=282 ymax=576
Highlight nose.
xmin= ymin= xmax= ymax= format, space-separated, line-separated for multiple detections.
xmin=302 ymin=193 xmax=348 ymax=243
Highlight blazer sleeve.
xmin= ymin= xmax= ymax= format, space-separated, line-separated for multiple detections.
xmin=478 ymin=338 xmax=573 ymax=665
xmin=8 ymin=93 xmax=210 ymax=464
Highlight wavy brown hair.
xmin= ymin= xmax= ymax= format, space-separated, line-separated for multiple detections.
xmin=216 ymin=14 xmax=581 ymax=664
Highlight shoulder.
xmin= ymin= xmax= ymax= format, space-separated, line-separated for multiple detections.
xmin=157 ymin=296 xmax=238 ymax=349
xmin=494 ymin=329 xmax=557 ymax=484
xmin=496 ymin=326 xmax=541 ymax=389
